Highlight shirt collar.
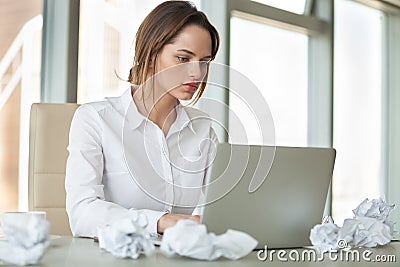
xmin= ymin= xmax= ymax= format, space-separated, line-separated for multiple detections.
xmin=120 ymin=86 xmax=145 ymax=130
xmin=169 ymin=104 xmax=195 ymax=136
xmin=120 ymin=86 xmax=195 ymax=133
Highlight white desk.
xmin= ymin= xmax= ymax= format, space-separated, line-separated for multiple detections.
xmin=6 ymin=237 xmax=397 ymax=266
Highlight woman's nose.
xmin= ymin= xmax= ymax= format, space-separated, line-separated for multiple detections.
xmin=188 ymin=61 xmax=203 ymax=80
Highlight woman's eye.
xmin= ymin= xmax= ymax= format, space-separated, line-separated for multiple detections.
xmin=200 ymin=61 xmax=210 ymax=67
xmin=177 ymin=56 xmax=188 ymax=62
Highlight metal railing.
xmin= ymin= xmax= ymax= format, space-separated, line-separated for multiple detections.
xmin=0 ymin=15 xmax=42 ymax=110
xmin=0 ymin=15 xmax=43 ymax=211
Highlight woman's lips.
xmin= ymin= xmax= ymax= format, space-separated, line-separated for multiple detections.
xmin=182 ymin=82 xmax=200 ymax=92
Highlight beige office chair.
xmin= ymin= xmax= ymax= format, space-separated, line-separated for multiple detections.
xmin=28 ymin=103 xmax=79 ymax=236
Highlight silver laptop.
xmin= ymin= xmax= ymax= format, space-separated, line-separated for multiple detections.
xmin=201 ymin=143 xmax=336 ymax=249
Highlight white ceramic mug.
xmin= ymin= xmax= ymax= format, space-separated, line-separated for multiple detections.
xmin=1 ymin=211 xmax=46 ymax=224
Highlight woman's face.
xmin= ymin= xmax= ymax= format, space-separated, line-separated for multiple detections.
xmin=153 ymin=24 xmax=213 ymax=101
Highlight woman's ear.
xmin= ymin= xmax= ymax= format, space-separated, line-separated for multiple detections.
xmin=148 ymin=54 xmax=159 ymax=73
xmin=148 ymin=58 xmax=154 ymax=69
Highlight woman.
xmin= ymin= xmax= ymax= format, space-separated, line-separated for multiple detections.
xmin=65 ymin=1 xmax=220 ymax=238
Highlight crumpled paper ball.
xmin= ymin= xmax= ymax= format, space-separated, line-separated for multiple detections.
xmin=384 ymin=220 xmax=397 ymax=238
xmin=0 ymin=215 xmax=50 ymax=266
xmin=338 ymin=217 xmax=392 ymax=248
xmin=160 ymin=219 xmax=258 ymax=260
xmin=310 ymin=198 xmax=396 ymax=251
xmin=353 ymin=198 xmax=397 ymax=237
xmin=97 ymin=212 xmax=155 ymax=259
xmin=0 ymin=240 xmax=49 ymax=266
xmin=2 ymin=214 xmax=49 ymax=249
xmin=353 ymin=198 xmax=395 ymax=221
xmin=309 ymin=216 xmax=340 ymax=252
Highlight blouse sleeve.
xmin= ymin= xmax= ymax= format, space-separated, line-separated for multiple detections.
xmin=192 ymin=127 xmax=219 ymax=215
xmin=65 ymin=105 xmax=165 ymax=237
xmin=203 ymin=127 xmax=219 ymax=187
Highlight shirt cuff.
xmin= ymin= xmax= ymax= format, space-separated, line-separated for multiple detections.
xmin=135 ymin=209 xmax=167 ymax=235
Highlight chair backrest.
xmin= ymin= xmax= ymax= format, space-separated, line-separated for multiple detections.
xmin=28 ymin=103 xmax=79 ymax=235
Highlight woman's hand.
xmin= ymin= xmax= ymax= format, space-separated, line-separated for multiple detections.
xmin=157 ymin=213 xmax=200 ymax=234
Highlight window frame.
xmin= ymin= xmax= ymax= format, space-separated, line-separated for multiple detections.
xmin=386 ymin=11 xmax=400 ymax=227
xmin=201 ymin=0 xmax=333 ymax=146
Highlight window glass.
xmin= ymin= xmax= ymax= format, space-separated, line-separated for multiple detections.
xmin=333 ymin=0 xmax=384 ymax=224
xmin=229 ymin=16 xmax=308 ymax=146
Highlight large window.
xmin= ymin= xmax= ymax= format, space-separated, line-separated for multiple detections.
xmin=332 ymin=0 xmax=385 ymax=224
xmin=229 ymin=16 xmax=308 ymax=146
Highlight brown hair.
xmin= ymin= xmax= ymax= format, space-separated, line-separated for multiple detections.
xmin=128 ymin=1 xmax=220 ymax=105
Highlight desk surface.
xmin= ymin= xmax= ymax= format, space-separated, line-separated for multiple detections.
xmin=1 ymin=237 xmax=399 ymax=266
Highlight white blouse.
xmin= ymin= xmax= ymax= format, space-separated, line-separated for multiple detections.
xmin=65 ymin=87 xmax=218 ymax=237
